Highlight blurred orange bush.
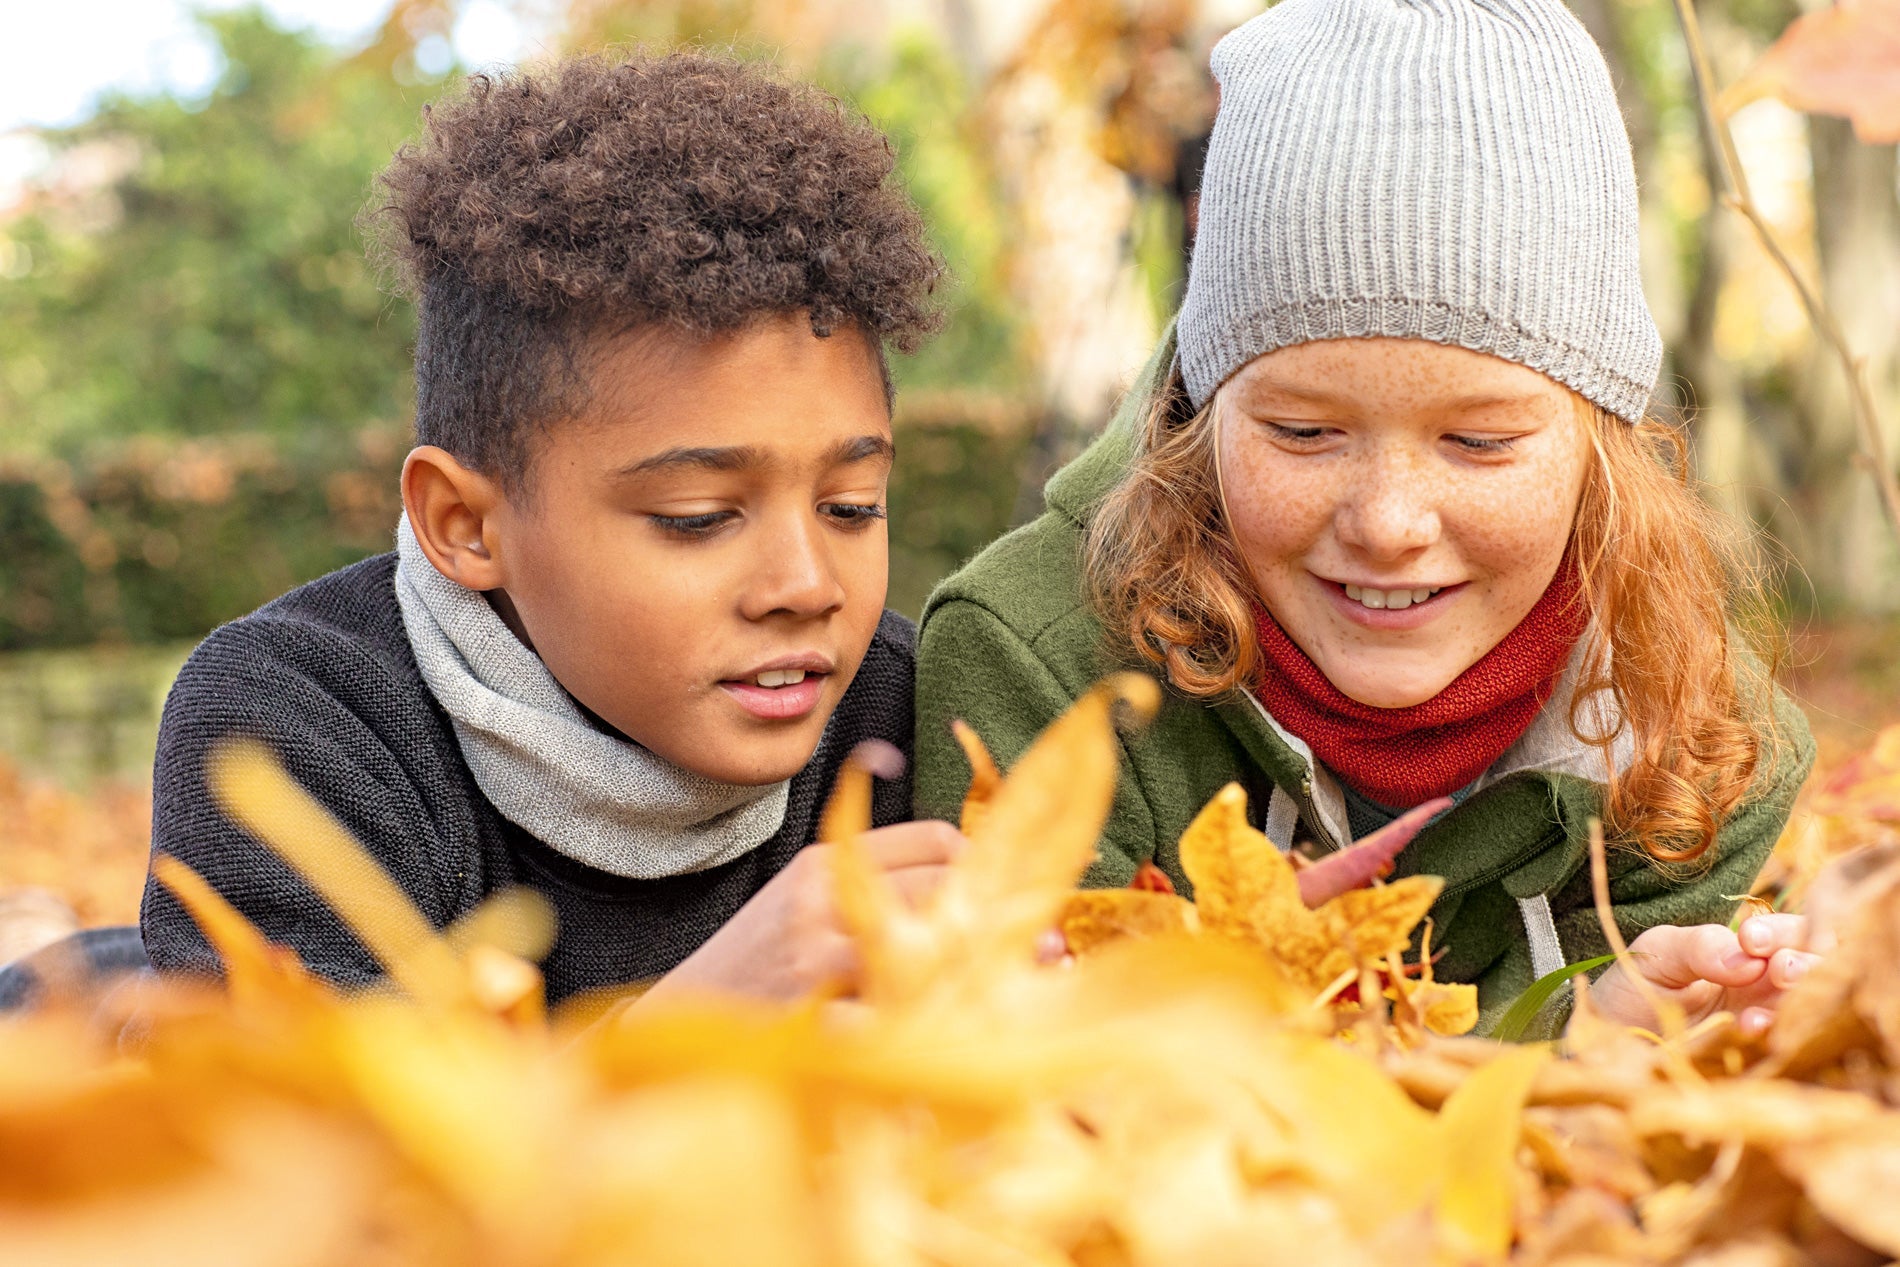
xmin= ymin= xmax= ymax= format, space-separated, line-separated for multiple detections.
xmin=0 ymin=759 xmax=149 ymax=940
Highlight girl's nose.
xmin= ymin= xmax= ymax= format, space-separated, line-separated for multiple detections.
xmin=741 ymin=517 xmax=847 ymax=621
xmin=1335 ymin=456 xmax=1441 ymax=560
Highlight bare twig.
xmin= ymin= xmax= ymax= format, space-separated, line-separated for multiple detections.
xmin=1670 ymin=0 xmax=1900 ymax=543
xmin=1589 ymin=818 xmax=1684 ymax=1036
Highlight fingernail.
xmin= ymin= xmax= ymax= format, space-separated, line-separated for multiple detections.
xmin=1740 ymin=920 xmax=1769 ymax=953
xmin=1785 ymin=953 xmax=1814 ymax=982
xmin=1719 ymin=947 xmax=1756 ymax=973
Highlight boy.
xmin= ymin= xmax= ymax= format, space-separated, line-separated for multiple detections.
xmin=140 ymin=52 xmax=959 ymax=1004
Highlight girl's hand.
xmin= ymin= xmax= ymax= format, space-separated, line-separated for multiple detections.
xmin=1585 ymin=914 xmax=1820 ymax=1036
xmin=642 ymin=819 xmax=966 ymax=1005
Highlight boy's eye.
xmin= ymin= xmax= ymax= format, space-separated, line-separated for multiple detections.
xmin=823 ymin=501 xmax=888 ymax=527
xmin=1447 ymin=433 xmax=1520 ymax=454
xmin=650 ymin=510 xmax=737 ymax=537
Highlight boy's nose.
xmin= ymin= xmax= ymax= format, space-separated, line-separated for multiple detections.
xmin=741 ymin=518 xmax=847 ymax=620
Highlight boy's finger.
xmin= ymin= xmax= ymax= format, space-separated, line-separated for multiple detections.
xmin=1296 ymin=797 xmax=1453 ymax=907
xmin=1738 ymin=913 xmax=1810 ymax=957
xmin=861 ymin=820 xmax=966 ymax=868
xmin=889 ymin=864 xmax=950 ymax=909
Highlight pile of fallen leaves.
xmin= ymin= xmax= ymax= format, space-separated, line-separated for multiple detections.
xmin=0 ymin=760 xmax=149 ymax=963
xmin=3 ymin=679 xmax=1899 ymax=1267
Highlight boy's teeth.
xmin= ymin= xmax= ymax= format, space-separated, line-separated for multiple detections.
xmin=755 ymin=669 xmax=807 ymax=688
xmin=1342 ymin=584 xmax=1443 ymax=611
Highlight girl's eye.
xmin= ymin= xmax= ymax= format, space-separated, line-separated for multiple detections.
xmin=823 ymin=502 xmax=888 ymax=528
xmin=650 ymin=510 xmax=737 ymax=538
xmin=1447 ymin=434 xmax=1519 ymax=454
xmin=1264 ymin=422 xmax=1332 ymax=445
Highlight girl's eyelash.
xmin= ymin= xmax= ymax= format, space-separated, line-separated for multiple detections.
xmin=1449 ymin=434 xmax=1519 ymax=453
xmin=1267 ymin=422 xmax=1329 ymax=442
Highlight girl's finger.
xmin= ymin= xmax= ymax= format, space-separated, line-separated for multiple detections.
xmin=1767 ymin=947 xmax=1819 ymax=991
xmin=1738 ymin=913 xmax=1810 ymax=958
xmin=1641 ymin=923 xmax=1766 ymax=991
xmin=1736 ymin=1005 xmax=1776 ymax=1037
xmin=1296 ymin=797 xmax=1453 ymax=907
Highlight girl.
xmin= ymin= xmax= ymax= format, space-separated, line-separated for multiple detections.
xmin=915 ymin=0 xmax=1816 ymax=1036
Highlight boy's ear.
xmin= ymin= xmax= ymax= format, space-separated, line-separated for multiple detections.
xmin=402 ymin=446 xmax=510 ymax=592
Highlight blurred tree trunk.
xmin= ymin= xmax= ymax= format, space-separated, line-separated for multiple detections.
xmin=1566 ymin=0 xmax=1685 ymax=346
xmin=1793 ymin=122 xmax=1900 ymax=612
xmin=1674 ymin=77 xmax=1760 ymax=526
xmin=1569 ymin=0 xmax=1763 ymax=524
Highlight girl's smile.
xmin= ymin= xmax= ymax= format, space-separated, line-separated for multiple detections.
xmin=1318 ymin=577 xmax=1466 ymax=631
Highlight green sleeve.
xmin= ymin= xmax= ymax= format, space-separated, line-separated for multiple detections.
xmin=1495 ymin=693 xmax=1817 ymax=1040
xmin=913 ymin=597 xmax=1157 ymax=882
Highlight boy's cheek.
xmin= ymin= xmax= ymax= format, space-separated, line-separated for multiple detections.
xmin=537 ymin=580 xmax=882 ymax=788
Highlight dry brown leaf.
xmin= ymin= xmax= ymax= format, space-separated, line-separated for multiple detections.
xmin=1725 ymin=0 xmax=1900 ymax=143
xmin=1777 ymin=1113 xmax=1900 ymax=1257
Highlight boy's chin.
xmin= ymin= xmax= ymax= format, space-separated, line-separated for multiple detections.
xmin=672 ymin=717 xmax=832 ymax=788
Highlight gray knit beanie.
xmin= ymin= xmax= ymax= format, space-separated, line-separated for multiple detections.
xmin=1177 ymin=0 xmax=1663 ymax=423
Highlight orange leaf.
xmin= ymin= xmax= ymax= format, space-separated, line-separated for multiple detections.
xmin=1726 ymin=0 xmax=1900 ymax=143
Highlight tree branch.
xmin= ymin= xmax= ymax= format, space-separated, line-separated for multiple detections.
xmin=1670 ymin=0 xmax=1900 ymax=544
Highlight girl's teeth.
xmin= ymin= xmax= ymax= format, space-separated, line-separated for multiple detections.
xmin=755 ymin=669 xmax=807 ymax=688
xmin=1341 ymin=584 xmax=1444 ymax=611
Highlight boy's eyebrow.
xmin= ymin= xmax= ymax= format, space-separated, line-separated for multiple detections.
xmin=618 ymin=435 xmax=894 ymax=478
xmin=830 ymin=434 xmax=896 ymax=465
xmin=620 ymin=445 xmax=764 ymax=476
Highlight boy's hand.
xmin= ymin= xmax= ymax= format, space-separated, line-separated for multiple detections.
xmin=643 ymin=820 xmax=965 ymax=1004
xmin=1585 ymin=914 xmax=1819 ymax=1036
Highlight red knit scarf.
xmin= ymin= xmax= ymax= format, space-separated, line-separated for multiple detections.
xmin=1251 ymin=565 xmax=1586 ymax=807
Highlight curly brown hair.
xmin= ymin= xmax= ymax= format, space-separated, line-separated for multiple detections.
xmin=368 ymin=51 xmax=943 ymax=483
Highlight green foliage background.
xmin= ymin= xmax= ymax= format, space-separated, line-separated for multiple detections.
xmin=0 ymin=11 xmax=1039 ymax=650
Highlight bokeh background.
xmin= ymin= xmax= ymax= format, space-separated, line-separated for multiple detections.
xmin=2 ymin=0 xmax=1897 ymax=955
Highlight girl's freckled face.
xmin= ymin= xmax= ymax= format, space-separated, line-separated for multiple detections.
xmin=1216 ymin=337 xmax=1593 ymax=709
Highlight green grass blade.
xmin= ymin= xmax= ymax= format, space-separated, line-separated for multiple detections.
xmin=1490 ymin=954 xmax=1620 ymax=1043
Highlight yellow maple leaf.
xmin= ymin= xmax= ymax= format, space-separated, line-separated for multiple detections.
xmin=1180 ymin=784 xmax=1447 ymax=998
xmin=1059 ymin=889 xmax=1198 ymax=955
xmin=826 ymin=673 xmax=1161 ymax=1007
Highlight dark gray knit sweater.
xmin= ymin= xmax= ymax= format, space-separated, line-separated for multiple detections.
xmin=140 ymin=553 xmax=916 ymax=1003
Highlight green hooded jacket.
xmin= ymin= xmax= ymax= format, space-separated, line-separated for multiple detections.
xmin=915 ymin=334 xmax=1814 ymax=1037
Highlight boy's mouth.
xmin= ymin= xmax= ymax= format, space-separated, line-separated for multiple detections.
xmin=720 ymin=656 xmax=834 ymax=722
